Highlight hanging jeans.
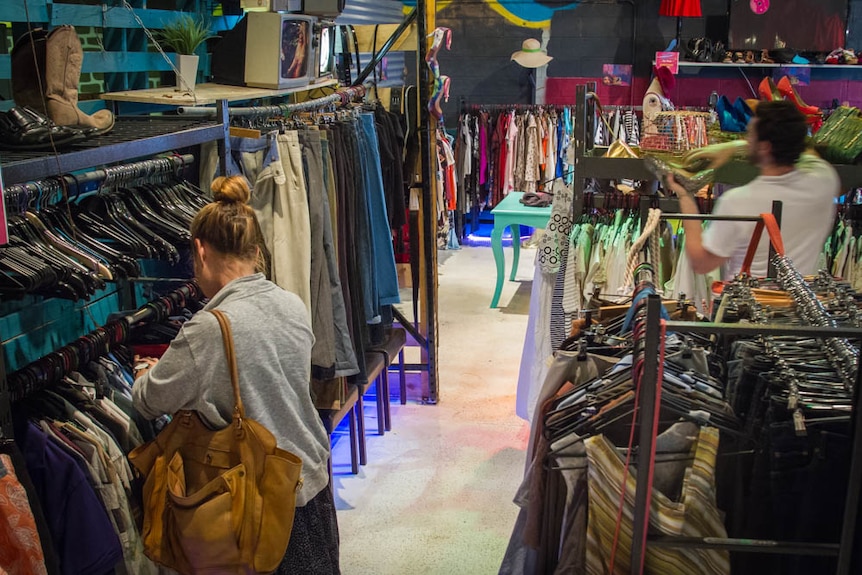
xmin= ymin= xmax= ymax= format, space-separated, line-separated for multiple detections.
xmin=355 ymin=113 xmax=401 ymax=322
xmin=200 ymin=134 xmax=312 ymax=317
xmin=329 ymin=122 xmax=368 ymax=389
xmin=299 ymin=128 xmax=359 ymax=380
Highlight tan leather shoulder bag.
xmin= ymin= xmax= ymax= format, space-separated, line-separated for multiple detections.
xmin=129 ymin=309 xmax=303 ymax=574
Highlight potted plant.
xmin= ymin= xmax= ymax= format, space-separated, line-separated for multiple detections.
xmin=158 ymin=15 xmax=214 ymax=92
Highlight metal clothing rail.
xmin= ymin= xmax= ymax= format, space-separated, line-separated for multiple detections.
xmin=773 ymin=254 xmax=860 ymax=387
xmin=5 ymin=281 xmax=201 ymax=406
xmin=628 ymin=295 xmax=862 ymax=575
xmin=459 ymin=102 xmax=573 ymax=111
xmin=3 ymin=153 xmax=196 ymax=213
xmin=176 ymin=86 xmax=368 ymax=118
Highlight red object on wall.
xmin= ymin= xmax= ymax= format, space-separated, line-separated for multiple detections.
xmin=659 ymin=0 xmax=702 ymax=17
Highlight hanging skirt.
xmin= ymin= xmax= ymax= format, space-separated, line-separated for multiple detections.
xmin=660 ymin=0 xmax=702 ymax=17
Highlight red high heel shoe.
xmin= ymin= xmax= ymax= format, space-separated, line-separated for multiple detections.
xmin=776 ymin=76 xmax=820 ymax=116
xmin=758 ymin=77 xmax=782 ymax=101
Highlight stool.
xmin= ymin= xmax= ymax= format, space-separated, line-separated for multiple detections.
xmin=356 ymin=351 xmax=386 ymax=440
xmin=369 ymin=327 xmax=407 ymax=432
xmin=318 ymin=383 xmax=361 ymax=477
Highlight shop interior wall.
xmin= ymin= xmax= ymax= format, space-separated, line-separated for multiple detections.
xmin=436 ymin=0 xmax=862 ymax=120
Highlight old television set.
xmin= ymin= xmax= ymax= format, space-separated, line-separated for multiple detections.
xmin=212 ymin=12 xmax=337 ymax=88
xmin=243 ymin=12 xmax=315 ymax=89
xmin=316 ymin=22 xmax=336 ymax=80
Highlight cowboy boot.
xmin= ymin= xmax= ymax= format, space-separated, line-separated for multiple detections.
xmin=11 ymin=28 xmax=50 ymax=115
xmin=44 ymin=25 xmax=114 ymax=134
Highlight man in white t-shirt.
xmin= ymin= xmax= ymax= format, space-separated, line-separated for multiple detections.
xmin=667 ymin=100 xmax=840 ymax=279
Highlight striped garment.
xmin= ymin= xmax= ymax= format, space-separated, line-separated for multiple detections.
xmin=584 ymin=427 xmax=730 ymax=575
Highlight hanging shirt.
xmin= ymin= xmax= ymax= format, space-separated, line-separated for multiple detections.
xmin=504 ymin=112 xmax=519 ymax=197
xmin=524 ymin=114 xmax=540 ymax=194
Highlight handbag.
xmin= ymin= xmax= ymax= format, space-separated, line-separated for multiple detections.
xmin=128 ymin=309 xmax=303 ymax=575
xmin=812 ymin=106 xmax=862 ymax=165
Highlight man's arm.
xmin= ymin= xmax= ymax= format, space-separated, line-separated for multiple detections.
xmin=666 ymin=175 xmax=729 ymax=275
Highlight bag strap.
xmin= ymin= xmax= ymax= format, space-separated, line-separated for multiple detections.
xmin=210 ymin=309 xmax=245 ymax=422
xmin=740 ymin=213 xmax=785 ymax=277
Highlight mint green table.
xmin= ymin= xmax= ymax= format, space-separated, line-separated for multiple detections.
xmin=490 ymin=192 xmax=552 ymax=308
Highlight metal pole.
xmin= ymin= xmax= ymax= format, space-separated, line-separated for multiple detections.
xmin=767 ymin=200 xmax=782 ymax=278
xmin=631 ymin=295 xmax=664 ymax=575
xmin=571 ymin=85 xmax=587 ymax=219
xmin=352 ymin=8 xmax=418 ymax=87
xmin=217 ymin=98 xmax=231 ymax=177
xmin=837 ymin=347 xmax=862 ymax=574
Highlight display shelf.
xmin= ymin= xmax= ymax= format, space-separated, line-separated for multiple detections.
xmin=0 ymin=116 xmax=225 ymax=185
xmin=100 ymin=79 xmax=340 ymax=106
xmin=656 ymin=61 xmax=862 ymax=70
xmin=579 ymin=153 xmax=862 ymax=190
xmin=572 ymin=84 xmax=862 ymax=218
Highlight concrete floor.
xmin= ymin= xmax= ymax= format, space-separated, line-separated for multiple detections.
xmin=332 ymin=244 xmax=537 ymax=574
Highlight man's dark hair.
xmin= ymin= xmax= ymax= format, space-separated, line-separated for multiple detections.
xmin=754 ymin=100 xmax=808 ymax=166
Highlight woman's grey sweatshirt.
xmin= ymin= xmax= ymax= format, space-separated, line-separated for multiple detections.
xmin=133 ymin=273 xmax=330 ymax=506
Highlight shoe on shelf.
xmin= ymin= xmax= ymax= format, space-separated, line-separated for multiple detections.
xmin=760 ymin=49 xmax=774 ymax=64
xmin=732 ymin=97 xmax=754 ymax=127
xmin=776 ymin=76 xmax=823 ymax=132
xmin=17 ymin=106 xmax=89 ymax=142
xmin=0 ymin=106 xmax=82 ymax=150
xmin=723 ymin=51 xmax=733 ymax=63
xmin=776 ymin=76 xmax=820 ymax=115
xmin=644 ymin=155 xmax=715 ymax=195
xmin=745 ymin=50 xmax=756 ymax=64
xmin=758 ymin=76 xmax=783 ymax=101
xmin=717 ymin=95 xmax=747 ymax=132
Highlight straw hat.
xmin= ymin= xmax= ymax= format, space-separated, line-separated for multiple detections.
xmin=511 ymin=39 xmax=553 ymax=68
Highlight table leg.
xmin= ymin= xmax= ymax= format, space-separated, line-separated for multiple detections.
xmin=510 ymin=224 xmax=521 ymax=281
xmin=491 ymin=223 xmax=505 ymax=308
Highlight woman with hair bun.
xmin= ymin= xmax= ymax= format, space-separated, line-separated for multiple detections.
xmin=132 ymin=175 xmax=340 ymax=573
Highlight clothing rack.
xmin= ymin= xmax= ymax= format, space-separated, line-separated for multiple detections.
xmin=773 ymin=253 xmax=859 ymax=387
xmin=3 ymin=153 xmax=196 ymax=215
xmin=176 ymin=85 xmax=368 ymax=118
xmin=628 ymin=287 xmax=862 ymax=574
xmin=459 ymin=102 xmax=570 ymax=112
xmin=4 ymin=281 xmax=201 ymax=408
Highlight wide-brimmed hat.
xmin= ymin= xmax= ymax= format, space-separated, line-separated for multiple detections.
xmin=511 ymin=39 xmax=553 ymax=68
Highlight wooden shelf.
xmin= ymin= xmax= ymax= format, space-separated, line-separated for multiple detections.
xmin=668 ymin=61 xmax=862 ymax=70
xmin=579 ymin=153 xmax=862 ymax=190
xmin=101 ymin=79 xmax=339 ymax=106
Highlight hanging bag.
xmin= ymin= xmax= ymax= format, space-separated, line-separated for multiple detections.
xmin=739 ymin=212 xmax=785 ymax=278
xmin=128 ymin=309 xmax=303 ymax=575
xmin=711 ymin=212 xmax=787 ymax=303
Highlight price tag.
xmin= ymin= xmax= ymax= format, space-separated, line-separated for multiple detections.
xmin=656 ymin=51 xmax=680 ymax=75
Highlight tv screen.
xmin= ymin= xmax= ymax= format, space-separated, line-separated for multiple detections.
xmin=728 ymin=0 xmax=847 ymax=51
xmin=319 ymin=26 xmax=334 ymax=77
xmin=281 ymin=19 xmax=311 ymax=79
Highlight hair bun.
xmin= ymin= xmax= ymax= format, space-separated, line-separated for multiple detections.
xmin=211 ymin=175 xmax=251 ymax=205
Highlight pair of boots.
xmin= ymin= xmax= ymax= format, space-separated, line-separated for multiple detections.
xmin=12 ymin=25 xmax=114 ymax=136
